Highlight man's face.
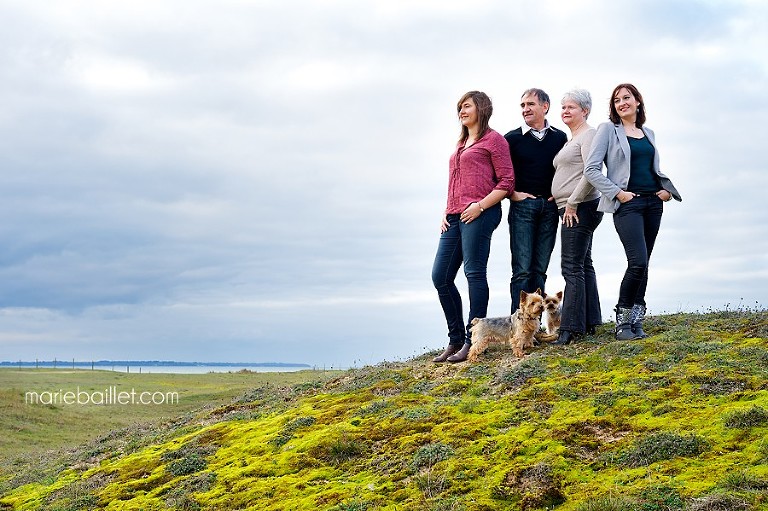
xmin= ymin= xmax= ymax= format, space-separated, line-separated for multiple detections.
xmin=521 ymin=93 xmax=548 ymax=129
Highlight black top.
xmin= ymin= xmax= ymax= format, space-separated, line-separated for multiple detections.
xmin=504 ymin=126 xmax=567 ymax=197
xmin=626 ymin=135 xmax=660 ymax=194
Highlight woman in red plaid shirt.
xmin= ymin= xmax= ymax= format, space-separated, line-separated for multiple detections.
xmin=431 ymin=91 xmax=515 ymax=363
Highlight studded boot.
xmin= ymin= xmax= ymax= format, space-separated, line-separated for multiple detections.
xmin=631 ymin=304 xmax=649 ymax=338
xmin=615 ymin=306 xmax=638 ymax=340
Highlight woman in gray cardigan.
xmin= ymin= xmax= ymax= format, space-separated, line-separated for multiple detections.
xmin=583 ymin=83 xmax=681 ymax=340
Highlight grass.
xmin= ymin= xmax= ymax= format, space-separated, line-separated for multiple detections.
xmin=0 ymin=368 xmax=340 ymax=462
xmin=1 ymin=309 xmax=768 ymax=510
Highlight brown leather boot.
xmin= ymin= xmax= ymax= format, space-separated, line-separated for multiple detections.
xmin=432 ymin=344 xmax=461 ymax=363
xmin=446 ymin=343 xmax=471 ymax=363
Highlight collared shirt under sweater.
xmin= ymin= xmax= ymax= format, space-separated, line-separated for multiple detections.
xmin=504 ymin=123 xmax=567 ymax=198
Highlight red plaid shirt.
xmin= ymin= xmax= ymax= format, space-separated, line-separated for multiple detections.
xmin=445 ymin=129 xmax=514 ymax=214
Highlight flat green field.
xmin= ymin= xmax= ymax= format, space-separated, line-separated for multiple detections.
xmin=0 ymin=367 xmax=340 ymax=462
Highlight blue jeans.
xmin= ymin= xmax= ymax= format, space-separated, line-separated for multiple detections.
xmin=559 ymin=198 xmax=604 ymax=334
xmin=613 ymin=195 xmax=663 ymax=308
xmin=432 ymin=203 xmax=502 ymax=346
xmin=508 ymin=197 xmax=559 ymax=312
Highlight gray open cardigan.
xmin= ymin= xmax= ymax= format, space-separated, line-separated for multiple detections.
xmin=583 ymin=122 xmax=682 ymax=213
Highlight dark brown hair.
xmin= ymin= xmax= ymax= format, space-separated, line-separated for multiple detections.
xmin=609 ymin=83 xmax=646 ymax=127
xmin=457 ymin=91 xmax=493 ymax=144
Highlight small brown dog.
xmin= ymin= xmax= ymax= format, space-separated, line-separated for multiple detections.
xmin=468 ymin=289 xmax=547 ymax=361
xmin=540 ymin=290 xmax=563 ymax=341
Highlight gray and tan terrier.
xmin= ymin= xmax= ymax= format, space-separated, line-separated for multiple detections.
xmin=468 ymin=289 xmax=553 ymax=361
xmin=541 ymin=290 xmax=563 ymax=340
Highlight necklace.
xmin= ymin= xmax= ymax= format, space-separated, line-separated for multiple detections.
xmin=623 ymin=122 xmax=642 ymax=137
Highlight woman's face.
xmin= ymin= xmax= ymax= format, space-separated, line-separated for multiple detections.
xmin=561 ymin=99 xmax=587 ymax=128
xmin=458 ymin=97 xmax=478 ymax=129
xmin=613 ymin=87 xmax=640 ymax=121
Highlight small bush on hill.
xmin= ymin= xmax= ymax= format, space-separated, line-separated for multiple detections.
xmin=411 ymin=442 xmax=454 ymax=471
xmin=720 ymin=470 xmax=768 ymax=491
xmin=166 ymin=454 xmax=207 ymax=476
xmin=687 ymin=494 xmax=750 ymax=511
xmin=576 ymin=494 xmax=637 ymax=511
xmin=612 ymin=431 xmax=709 ymax=467
xmin=636 ymin=485 xmax=684 ymax=511
xmin=723 ymin=406 xmax=768 ymax=429
xmin=329 ymin=438 xmax=363 ymax=465
xmin=271 ymin=415 xmax=317 ymax=447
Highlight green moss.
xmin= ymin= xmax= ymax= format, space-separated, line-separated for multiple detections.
xmin=495 ymin=357 xmax=548 ymax=389
xmin=3 ymin=310 xmax=768 ymax=511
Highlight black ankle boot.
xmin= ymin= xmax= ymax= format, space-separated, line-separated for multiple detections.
xmin=552 ymin=330 xmax=576 ymax=345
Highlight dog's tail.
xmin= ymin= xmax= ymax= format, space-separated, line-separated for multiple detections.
xmin=470 ymin=317 xmax=481 ymax=326
xmin=535 ymin=331 xmax=559 ymax=343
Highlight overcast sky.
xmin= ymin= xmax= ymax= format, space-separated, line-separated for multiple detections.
xmin=0 ymin=0 xmax=766 ymax=368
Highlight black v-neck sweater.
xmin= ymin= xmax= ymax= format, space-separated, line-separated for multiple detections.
xmin=504 ymin=127 xmax=567 ymax=197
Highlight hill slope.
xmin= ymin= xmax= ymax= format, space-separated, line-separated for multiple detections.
xmin=2 ymin=310 xmax=768 ymax=511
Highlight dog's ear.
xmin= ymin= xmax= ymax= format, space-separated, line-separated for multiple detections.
xmin=534 ymin=288 xmax=542 ymax=296
xmin=557 ymin=291 xmax=563 ymax=300
xmin=520 ymin=290 xmax=527 ymax=302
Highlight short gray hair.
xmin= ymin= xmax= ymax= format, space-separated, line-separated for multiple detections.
xmin=561 ymin=89 xmax=592 ymax=119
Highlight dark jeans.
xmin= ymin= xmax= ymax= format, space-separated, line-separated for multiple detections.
xmin=559 ymin=198 xmax=604 ymax=334
xmin=508 ymin=197 xmax=559 ymax=312
xmin=613 ymin=195 xmax=663 ymax=308
xmin=432 ymin=203 xmax=502 ymax=346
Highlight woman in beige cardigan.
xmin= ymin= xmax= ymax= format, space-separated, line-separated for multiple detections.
xmin=551 ymin=89 xmax=603 ymax=345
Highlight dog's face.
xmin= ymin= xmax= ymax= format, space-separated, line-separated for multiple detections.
xmin=542 ymin=291 xmax=563 ymax=313
xmin=519 ymin=290 xmax=545 ymax=316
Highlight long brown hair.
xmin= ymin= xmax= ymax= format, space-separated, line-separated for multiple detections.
xmin=609 ymin=83 xmax=646 ymax=127
xmin=457 ymin=91 xmax=493 ymax=144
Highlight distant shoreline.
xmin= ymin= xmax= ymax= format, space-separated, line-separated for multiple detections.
xmin=0 ymin=360 xmax=311 ymax=368
xmin=0 ymin=360 xmax=316 ymax=374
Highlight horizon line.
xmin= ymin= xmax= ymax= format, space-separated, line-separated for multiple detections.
xmin=0 ymin=360 xmax=312 ymax=367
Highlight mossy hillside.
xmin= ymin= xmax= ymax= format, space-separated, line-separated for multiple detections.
xmin=1 ymin=310 xmax=767 ymax=510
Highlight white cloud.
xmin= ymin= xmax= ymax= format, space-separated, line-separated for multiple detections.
xmin=67 ymin=51 xmax=176 ymax=94
xmin=0 ymin=0 xmax=765 ymax=366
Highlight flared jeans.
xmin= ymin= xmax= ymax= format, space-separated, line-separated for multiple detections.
xmin=559 ymin=198 xmax=603 ymax=334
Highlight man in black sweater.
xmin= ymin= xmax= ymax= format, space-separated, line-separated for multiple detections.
xmin=504 ymin=88 xmax=567 ymax=311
